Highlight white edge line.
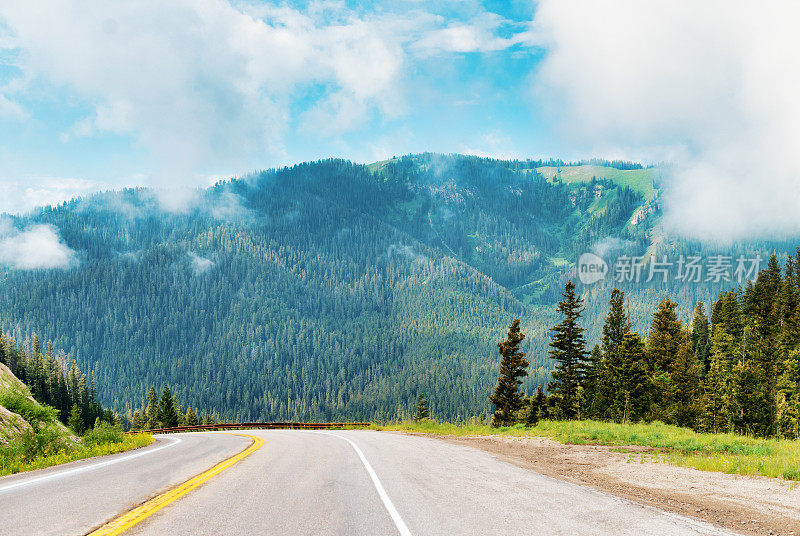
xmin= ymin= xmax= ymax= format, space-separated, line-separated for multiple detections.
xmin=0 ymin=435 xmax=182 ymax=494
xmin=315 ymin=431 xmax=413 ymax=536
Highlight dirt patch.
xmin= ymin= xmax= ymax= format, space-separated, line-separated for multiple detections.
xmin=429 ymin=434 xmax=800 ymax=536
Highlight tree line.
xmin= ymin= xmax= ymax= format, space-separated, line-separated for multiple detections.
xmin=0 ymin=329 xmax=112 ymax=433
xmin=491 ymin=253 xmax=800 ymax=438
xmin=127 ymin=385 xmax=217 ymax=430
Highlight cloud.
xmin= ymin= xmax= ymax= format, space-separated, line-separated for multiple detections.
xmin=591 ymin=237 xmax=635 ymax=259
xmin=0 ymin=1 xmax=532 ymax=190
xmin=461 ymin=130 xmax=519 ymax=160
xmin=0 ymin=177 xmax=102 ymax=215
xmin=531 ymin=0 xmax=800 ymax=241
xmin=188 ymin=252 xmax=214 ymax=275
xmin=209 ymin=190 xmax=254 ymax=223
xmin=0 ymin=222 xmax=77 ymax=269
xmin=412 ymin=13 xmax=527 ymax=55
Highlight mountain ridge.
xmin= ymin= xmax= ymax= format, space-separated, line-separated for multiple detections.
xmin=0 ymin=153 xmax=793 ymax=421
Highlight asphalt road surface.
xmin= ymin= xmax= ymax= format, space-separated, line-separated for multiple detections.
xmin=0 ymin=430 xmax=738 ymax=536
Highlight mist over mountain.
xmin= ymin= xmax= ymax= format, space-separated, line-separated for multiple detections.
xmin=0 ymin=153 xmax=795 ymax=421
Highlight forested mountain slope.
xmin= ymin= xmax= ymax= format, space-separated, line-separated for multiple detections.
xmin=0 ymin=154 xmax=795 ymax=421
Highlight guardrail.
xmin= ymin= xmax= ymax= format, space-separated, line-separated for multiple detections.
xmin=127 ymin=422 xmax=372 ymax=434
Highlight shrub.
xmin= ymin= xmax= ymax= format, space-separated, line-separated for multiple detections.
xmin=0 ymin=390 xmax=59 ymax=430
xmin=83 ymin=421 xmax=124 ymax=447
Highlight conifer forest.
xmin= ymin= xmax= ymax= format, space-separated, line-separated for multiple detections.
xmin=1 ymin=154 xmax=798 ymax=428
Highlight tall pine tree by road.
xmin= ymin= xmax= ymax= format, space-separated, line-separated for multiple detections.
xmin=489 ymin=319 xmax=529 ymax=426
xmin=595 ymin=289 xmax=632 ymax=419
xmin=158 ymin=386 xmax=180 ymax=428
xmin=548 ymin=280 xmax=587 ymax=419
xmin=414 ymin=394 xmax=430 ymax=422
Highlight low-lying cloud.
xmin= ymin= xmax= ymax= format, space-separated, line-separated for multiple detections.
xmin=188 ymin=252 xmax=214 ymax=275
xmin=531 ymin=0 xmax=800 ymax=241
xmin=0 ymin=223 xmax=77 ymax=269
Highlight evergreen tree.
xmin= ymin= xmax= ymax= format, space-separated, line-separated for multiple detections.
xmin=595 ymin=289 xmax=632 ymax=419
xmin=670 ymin=330 xmax=702 ymax=427
xmin=691 ymin=302 xmax=711 ymax=376
xmin=700 ymin=354 xmax=732 ymax=433
xmin=525 ymin=386 xmax=546 ymax=426
xmin=68 ymin=403 xmax=84 ymax=435
xmin=583 ymin=344 xmax=603 ymax=418
xmin=602 ymin=289 xmax=631 ymax=357
xmin=547 ymin=280 xmax=587 ymax=419
xmin=145 ymin=386 xmax=159 ymax=429
xmin=609 ymin=332 xmax=650 ymax=423
xmin=185 ymin=407 xmax=199 ymax=426
xmin=414 ymin=394 xmax=430 ymax=422
xmin=489 ymin=319 xmax=529 ymax=426
xmin=131 ymin=410 xmax=143 ymax=431
xmin=158 ymin=386 xmax=180 ymax=428
xmin=646 ymin=298 xmax=684 ymax=421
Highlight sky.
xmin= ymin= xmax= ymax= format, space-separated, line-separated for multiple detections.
xmin=0 ymin=1 xmax=799 ymax=241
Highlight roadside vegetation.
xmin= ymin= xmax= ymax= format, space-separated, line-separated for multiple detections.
xmin=0 ymin=367 xmax=152 ymax=477
xmin=0 ymin=425 xmax=152 ymax=477
xmin=378 ymin=419 xmax=800 ymax=481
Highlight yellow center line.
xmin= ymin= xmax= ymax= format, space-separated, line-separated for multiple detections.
xmin=86 ymin=433 xmax=264 ymax=536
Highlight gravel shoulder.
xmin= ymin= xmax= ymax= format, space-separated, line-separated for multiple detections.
xmin=425 ymin=434 xmax=800 ymax=536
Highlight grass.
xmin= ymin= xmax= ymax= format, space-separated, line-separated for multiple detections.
xmin=376 ymin=419 xmax=800 ymax=481
xmin=536 ymin=165 xmax=658 ymax=198
xmin=0 ymin=430 xmax=153 ymax=477
xmin=0 ymin=386 xmax=154 ymax=477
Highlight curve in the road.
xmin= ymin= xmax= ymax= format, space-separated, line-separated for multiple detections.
xmin=87 ymin=433 xmax=263 ymax=536
xmin=0 ymin=436 xmax=182 ymax=494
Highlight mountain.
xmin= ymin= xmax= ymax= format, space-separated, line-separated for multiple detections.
xmin=0 ymin=153 xmax=794 ymax=421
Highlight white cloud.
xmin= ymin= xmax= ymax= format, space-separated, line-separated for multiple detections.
xmin=0 ymin=1 xmax=531 ymax=190
xmin=413 ymin=13 xmax=526 ymax=55
xmin=461 ymin=130 xmax=519 ymax=160
xmin=0 ymin=223 xmax=77 ymax=269
xmin=0 ymin=93 xmax=24 ymax=120
xmin=531 ymin=0 xmax=800 ymax=241
xmin=188 ymin=252 xmax=214 ymax=275
xmin=0 ymin=177 xmax=101 ymax=215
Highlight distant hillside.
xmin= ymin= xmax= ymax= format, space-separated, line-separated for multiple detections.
xmin=0 ymin=153 xmax=795 ymax=421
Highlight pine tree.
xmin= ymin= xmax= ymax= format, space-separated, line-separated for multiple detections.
xmin=68 ymin=403 xmax=84 ymax=435
xmin=691 ymin=302 xmax=711 ymax=376
xmin=547 ymin=280 xmax=587 ymax=420
xmin=145 ymin=386 xmax=159 ymax=429
xmin=700 ymin=354 xmax=732 ymax=433
xmin=185 ymin=407 xmax=199 ymax=426
xmin=525 ymin=386 xmax=546 ymax=426
xmin=158 ymin=386 xmax=180 ymax=428
xmin=131 ymin=410 xmax=143 ymax=430
xmin=414 ymin=394 xmax=430 ymax=422
xmin=489 ymin=319 xmax=529 ymax=426
xmin=776 ymin=393 xmax=798 ymax=439
xmin=602 ymin=289 xmax=631 ymax=357
xmin=670 ymin=329 xmax=702 ymax=427
xmin=608 ymin=332 xmax=650 ymax=423
xmin=595 ymin=289 xmax=631 ymax=419
xmin=583 ymin=345 xmax=603 ymax=418
xmin=646 ymin=298 xmax=685 ymax=422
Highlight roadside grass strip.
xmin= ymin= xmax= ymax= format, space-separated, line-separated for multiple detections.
xmin=378 ymin=420 xmax=800 ymax=481
xmin=87 ymin=433 xmax=263 ymax=536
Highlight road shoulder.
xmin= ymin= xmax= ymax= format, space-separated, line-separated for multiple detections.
xmin=409 ymin=433 xmax=800 ymax=536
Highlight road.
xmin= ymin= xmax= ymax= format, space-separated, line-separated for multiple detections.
xmin=0 ymin=430 xmax=738 ymax=536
